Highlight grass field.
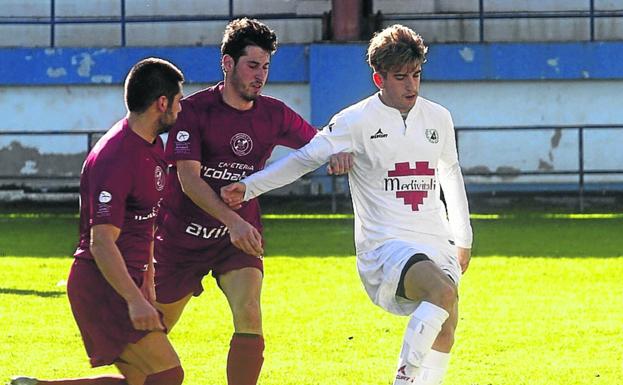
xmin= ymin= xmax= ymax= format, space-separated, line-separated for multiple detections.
xmin=1 ymin=213 xmax=622 ymax=384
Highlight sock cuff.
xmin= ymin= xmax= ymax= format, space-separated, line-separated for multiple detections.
xmin=231 ymin=333 xmax=265 ymax=349
xmin=412 ymin=301 xmax=450 ymax=326
xmin=145 ymin=365 xmax=184 ymax=385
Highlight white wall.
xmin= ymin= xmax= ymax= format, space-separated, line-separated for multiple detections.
xmin=421 ymin=80 xmax=623 ymax=184
xmin=2 ymin=79 xmax=622 ymax=186
xmin=0 ymin=83 xmax=311 ymax=154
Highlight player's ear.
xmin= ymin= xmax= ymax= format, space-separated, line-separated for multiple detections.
xmin=373 ymin=72 xmax=384 ymax=89
xmin=156 ymin=95 xmax=169 ymax=113
xmin=222 ymin=55 xmax=234 ymax=73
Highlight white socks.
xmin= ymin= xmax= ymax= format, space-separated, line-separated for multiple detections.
xmin=393 ymin=301 xmax=449 ymax=385
xmin=415 ymin=350 xmax=451 ymax=385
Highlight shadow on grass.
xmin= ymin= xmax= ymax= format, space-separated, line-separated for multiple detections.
xmin=264 ymin=217 xmax=623 ymax=258
xmin=2 ymin=215 xmax=621 ymax=259
xmin=0 ymin=287 xmax=65 ymax=298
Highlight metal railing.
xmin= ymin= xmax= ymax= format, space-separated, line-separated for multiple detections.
xmin=0 ymin=0 xmax=324 ymax=47
xmin=456 ymin=124 xmax=623 ymax=211
xmin=2 ymin=0 xmax=622 ymax=46
xmin=380 ymin=0 xmax=623 ymax=42
xmin=0 ymin=129 xmax=101 ymax=180
xmin=1 ymin=124 xmax=622 ymax=210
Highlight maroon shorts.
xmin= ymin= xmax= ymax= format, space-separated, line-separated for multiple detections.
xmin=154 ymin=236 xmax=264 ymax=304
xmin=67 ymin=259 xmax=159 ymax=367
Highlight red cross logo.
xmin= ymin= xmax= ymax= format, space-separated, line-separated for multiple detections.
xmin=387 ymin=162 xmax=435 ymax=211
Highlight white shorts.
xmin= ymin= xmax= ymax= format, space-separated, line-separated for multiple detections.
xmin=357 ymin=238 xmax=461 ymax=316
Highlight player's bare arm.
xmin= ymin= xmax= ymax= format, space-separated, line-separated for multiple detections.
xmin=90 ymin=224 xmax=164 ymax=331
xmin=457 ymin=247 xmax=471 ymax=273
xmin=176 ymin=159 xmax=263 ymax=257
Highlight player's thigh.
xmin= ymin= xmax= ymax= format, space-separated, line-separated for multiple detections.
xmin=402 ymin=260 xmax=457 ymax=304
xmin=155 ymin=292 xmax=193 ymax=331
xmin=218 ymin=267 xmax=263 ymax=330
xmin=219 ymin=267 xmax=263 ymax=304
xmin=119 ymin=331 xmax=181 ymax=375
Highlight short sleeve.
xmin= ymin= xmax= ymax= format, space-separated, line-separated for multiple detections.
xmin=165 ymin=100 xmax=203 ymax=163
xmin=276 ymin=104 xmax=318 ymax=149
xmin=88 ymin=159 xmax=133 ymax=229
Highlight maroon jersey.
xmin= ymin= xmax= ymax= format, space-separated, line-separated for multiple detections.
xmin=156 ymin=83 xmax=316 ymax=259
xmin=74 ymin=118 xmax=166 ymax=272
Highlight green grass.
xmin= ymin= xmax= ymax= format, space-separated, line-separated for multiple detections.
xmin=1 ymin=214 xmax=623 ymax=384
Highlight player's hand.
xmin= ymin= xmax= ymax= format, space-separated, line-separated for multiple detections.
xmin=141 ymin=265 xmax=156 ymax=305
xmin=457 ymin=247 xmax=471 ymax=273
xmin=221 ymin=183 xmax=246 ymax=210
xmin=227 ymin=217 xmax=264 ymax=257
xmin=327 ymin=152 xmax=353 ymax=175
xmin=127 ymin=296 xmax=164 ymax=331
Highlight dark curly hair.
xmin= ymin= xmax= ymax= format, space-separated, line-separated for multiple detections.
xmin=221 ymin=18 xmax=278 ymax=63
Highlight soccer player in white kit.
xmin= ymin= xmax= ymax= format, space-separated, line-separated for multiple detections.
xmin=221 ymin=24 xmax=472 ymax=385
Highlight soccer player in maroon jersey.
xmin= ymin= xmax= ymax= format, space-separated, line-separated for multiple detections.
xmin=153 ymin=18 xmax=350 ymax=385
xmin=10 ymin=58 xmax=185 ymax=385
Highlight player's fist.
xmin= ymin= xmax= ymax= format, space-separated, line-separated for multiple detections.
xmin=221 ymin=182 xmax=246 ymax=209
xmin=228 ymin=218 xmax=264 ymax=257
xmin=327 ymin=152 xmax=353 ymax=175
xmin=457 ymin=247 xmax=471 ymax=273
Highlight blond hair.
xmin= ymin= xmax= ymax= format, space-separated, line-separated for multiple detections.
xmin=367 ymin=24 xmax=427 ymax=75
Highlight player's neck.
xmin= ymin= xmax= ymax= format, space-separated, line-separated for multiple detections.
xmin=221 ymin=84 xmax=254 ymax=111
xmin=127 ymin=113 xmax=158 ymax=143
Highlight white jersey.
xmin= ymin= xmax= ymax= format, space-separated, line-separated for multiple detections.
xmin=243 ymin=93 xmax=472 ymax=253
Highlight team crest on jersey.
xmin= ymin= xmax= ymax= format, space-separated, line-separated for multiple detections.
xmin=230 ymin=133 xmax=253 ymax=156
xmin=154 ymin=165 xmax=165 ymax=191
xmin=425 ymin=128 xmax=439 ymax=143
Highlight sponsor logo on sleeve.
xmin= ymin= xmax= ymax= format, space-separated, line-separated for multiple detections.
xmin=98 ymin=191 xmax=112 ymax=203
xmin=320 ymin=122 xmax=334 ymax=132
xmin=176 ymin=130 xmax=190 ymax=142
xmin=230 ymin=133 xmax=253 ymax=156
xmin=174 ymin=130 xmax=191 ymax=154
xmin=96 ymin=191 xmax=112 ymax=217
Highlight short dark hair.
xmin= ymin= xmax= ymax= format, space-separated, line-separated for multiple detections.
xmin=124 ymin=57 xmax=184 ymax=113
xmin=367 ymin=24 xmax=428 ymax=75
xmin=221 ymin=18 xmax=277 ymax=63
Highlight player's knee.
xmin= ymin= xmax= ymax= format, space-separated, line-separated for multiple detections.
xmin=233 ymin=299 xmax=262 ymax=325
xmin=429 ymin=280 xmax=457 ymax=312
xmin=144 ymin=365 xmax=184 ymax=385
